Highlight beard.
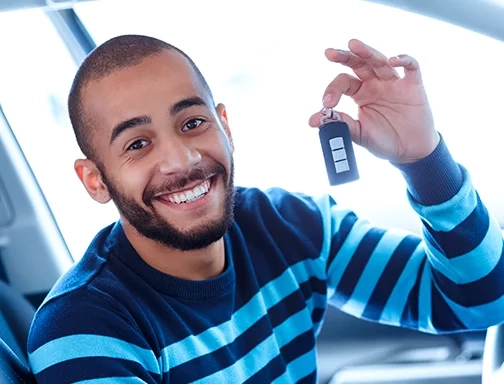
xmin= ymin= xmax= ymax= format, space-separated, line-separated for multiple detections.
xmin=99 ymin=160 xmax=236 ymax=251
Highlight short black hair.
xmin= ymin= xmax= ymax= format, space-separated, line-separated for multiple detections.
xmin=68 ymin=34 xmax=214 ymax=162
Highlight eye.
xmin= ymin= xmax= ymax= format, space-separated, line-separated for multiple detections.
xmin=182 ymin=118 xmax=204 ymax=132
xmin=127 ymin=139 xmax=149 ymax=151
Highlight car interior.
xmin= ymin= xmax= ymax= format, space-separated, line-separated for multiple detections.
xmin=0 ymin=0 xmax=503 ymax=383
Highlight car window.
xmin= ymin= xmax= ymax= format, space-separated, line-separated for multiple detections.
xmin=73 ymin=0 xmax=504 ymax=230
xmin=0 ymin=8 xmax=119 ymax=259
xmin=2 ymin=1 xmax=503 ymax=260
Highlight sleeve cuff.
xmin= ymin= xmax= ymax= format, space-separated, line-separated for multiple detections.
xmin=391 ymin=135 xmax=464 ymax=206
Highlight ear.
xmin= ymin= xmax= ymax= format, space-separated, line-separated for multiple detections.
xmin=74 ymin=159 xmax=111 ymax=204
xmin=216 ymin=103 xmax=234 ymax=152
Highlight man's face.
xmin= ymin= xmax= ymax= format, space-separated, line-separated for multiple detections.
xmin=80 ymin=51 xmax=235 ymax=251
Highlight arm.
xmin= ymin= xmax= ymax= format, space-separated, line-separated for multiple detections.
xmin=27 ymin=288 xmax=160 ymax=383
xmin=306 ymin=39 xmax=503 ymax=333
xmin=317 ymin=137 xmax=504 ymax=333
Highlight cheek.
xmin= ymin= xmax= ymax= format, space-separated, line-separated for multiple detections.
xmin=114 ymin=168 xmax=151 ymax=200
xmin=195 ymin=128 xmax=232 ymax=163
xmin=214 ymin=129 xmax=234 ymax=159
xmin=209 ymin=135 xmax=233 ymax=177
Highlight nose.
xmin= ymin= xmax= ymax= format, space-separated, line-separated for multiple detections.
xmin=157 ymin=137 xmax=202 ymax=175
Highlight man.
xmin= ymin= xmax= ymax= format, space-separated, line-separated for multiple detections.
xmin=27 ymin=34 xmax=504 ymax=383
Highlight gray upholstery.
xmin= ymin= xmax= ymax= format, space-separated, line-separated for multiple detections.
xmin=0 ymin=279 xmax=37 ymax=383
xmin=0 ymin=338 xmax=35 ymax=384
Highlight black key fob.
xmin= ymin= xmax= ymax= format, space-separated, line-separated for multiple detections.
xmin=319 ymin=120 xmax=359 ymax=186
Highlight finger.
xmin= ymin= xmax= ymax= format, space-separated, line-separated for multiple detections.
xmin=325 ymin=48 xmax=376 ymax=81
xmin=348 ymin=39 xmax=400 ymax=81
xmin=308 ymin=111 xmax=326 ymax=127
xmin=389 ymin=54 xmax=423 ymax=84
xmin=322 ymin=73 xmax=362 ymax=109
xmin=308 ymin=111 xmax=363 ymax=145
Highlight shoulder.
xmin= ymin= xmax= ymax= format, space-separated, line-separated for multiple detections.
xmin=235 ymin=186 xmax=330 ymax=216
xmin=27 ymin=286 xmax=159 ymax=382
xmin=28 ymin=222 xmax=142 ymax=349
xmin=232 ymin=187 xmax=339 ymax=260
xmin=28 ymin=285 xmax=134 ymax=347
xmin=40 ymin=222 xmax=126 ymax=307
xmin=234 ymin=186 xmax=337 ymax=226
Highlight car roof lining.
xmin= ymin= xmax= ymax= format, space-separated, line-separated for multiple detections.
xmin=0 ymin=0 xmax=94 ymax=12
xmin=0 ymin=0 xmax=503 ymax=43
xmin=363 ymin=0 xmax=504 ymax=42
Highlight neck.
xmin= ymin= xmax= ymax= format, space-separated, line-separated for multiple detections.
xmin=121 ymin=220 xmax=226 ymax=281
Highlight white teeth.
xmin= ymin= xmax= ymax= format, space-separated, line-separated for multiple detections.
xmin=166 ymin=179 xmax=211 ymax=204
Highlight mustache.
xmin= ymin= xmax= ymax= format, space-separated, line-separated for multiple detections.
xmin=143 ymin=163 xmax=227 ymax=204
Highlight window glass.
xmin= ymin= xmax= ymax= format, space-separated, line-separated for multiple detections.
xmin=4 ymin=1 xmax=504 ymax=260
xmin=74 ymin=0 xmax=504 ymax=225
xmin=0 ymin=9 xmax=119 ymax=259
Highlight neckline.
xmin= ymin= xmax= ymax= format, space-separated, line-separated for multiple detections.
xmin=106 ymin=222 xmax=236 ymax=300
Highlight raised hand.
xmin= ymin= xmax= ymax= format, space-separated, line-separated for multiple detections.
xmin=309 ymin=39 xmax=439 ymax=164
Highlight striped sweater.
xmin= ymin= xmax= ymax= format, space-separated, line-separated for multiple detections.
xmin=27 ymin=138 xmax=504 ymax=383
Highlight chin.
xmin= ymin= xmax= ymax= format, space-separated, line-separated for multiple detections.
xmin=150 ymin=210 xmax=232 ymax=251
xmin=118 ymin=170 xmax=235 ymax=251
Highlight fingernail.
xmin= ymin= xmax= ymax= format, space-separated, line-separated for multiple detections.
xmin=323 ymin=94 xmax=333 ymax=104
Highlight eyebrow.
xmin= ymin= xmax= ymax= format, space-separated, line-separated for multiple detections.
xmin=110 ymin=115 xmax=151 ymax=145
xmin=169 ymin=96 xmax=207 ymax=116
xmin=109 ymin=96 xmax=208 ymax=146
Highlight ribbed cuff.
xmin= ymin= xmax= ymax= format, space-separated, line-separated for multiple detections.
xmin=391 ymin=135 xmax=464 ymax=206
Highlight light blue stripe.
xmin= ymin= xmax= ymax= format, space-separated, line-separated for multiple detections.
xmin=418 ymin=262 xmax=436 ymax=333
xmin=408 ymin=167 xmax=476 ymax=232
xmin=425 ymin=217 xmax=503 ymax=284
xmin=191 ymin=333 xmax=276 ymax=384
xmin=191 ymin=306 xmax=314 ymax=384
xmin=326 ymin=219 xmax=374 ymax=294
xmin=379 ymin=244 xmax=424 ymax=326
xmin=313 ymin=193 xmax=354 ymax=262
xmin=314 ymin=194 xmax=334 ymax=260
xmin=341 ymin=231 xmax=408 ymax=317
xmin=29 ymin=335 xmax=159 ymax=375
xmin=272 ymin=307 xmax=314 ymax=348
xmin=437 ymin=288 xmax=504 ymax=330
xmin=74 ymin=378 xmax=146 ymax=384
xmin=159 ymin=259 xmax=324 ymax=371
xmin=313 ymin=321 xmax=323 ymax=336
xmin=308 ymin=292 xmax=327 ymax=313
xmin=309 ymin=293 xmax=328 ymax=336
xmin=271 ymin=348 xmax=317 ymax=384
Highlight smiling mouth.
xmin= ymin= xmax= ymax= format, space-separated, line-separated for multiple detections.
xmin=156 ymin=178 xmax=212 ymax=204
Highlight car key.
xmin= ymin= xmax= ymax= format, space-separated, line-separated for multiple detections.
xmin=319 ymin=108 xmax=359 ymax=186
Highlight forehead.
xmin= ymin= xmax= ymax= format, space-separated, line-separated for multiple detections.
xmin=81 ymin=50 xmax=208 ymax=137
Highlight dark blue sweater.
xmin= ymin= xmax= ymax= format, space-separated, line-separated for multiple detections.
xmin=27 ymin=139 xmax=504 ymax=383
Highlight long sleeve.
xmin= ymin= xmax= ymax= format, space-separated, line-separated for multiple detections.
xmin=27 ymin=288 xmax=160 ymax=384
xmin=317 ymin=137 xmax=504 ymax=333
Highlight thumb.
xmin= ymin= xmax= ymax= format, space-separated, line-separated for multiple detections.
xmin=309 ymin=111 xmax=363 ymax=146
